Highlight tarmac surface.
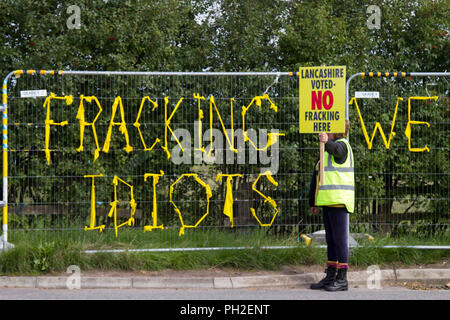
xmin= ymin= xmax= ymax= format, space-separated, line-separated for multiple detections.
xmin=1 ymin=266 xmax=449 ymax=290
xmin=0 ymin=286 xmax=449 ymax=301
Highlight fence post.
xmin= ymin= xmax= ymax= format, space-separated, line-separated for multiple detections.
xmin=345 ymin=73 xmax=359 ymax=250
xmin=1 ymin=71 xmax=15 ymax=251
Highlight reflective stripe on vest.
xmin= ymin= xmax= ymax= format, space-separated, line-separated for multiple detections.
xmin=316 ymin=138 xmax=355 ymax=213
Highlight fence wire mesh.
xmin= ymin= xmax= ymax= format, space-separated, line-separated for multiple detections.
xmin=1 ymin=71 xmax=449 ymax=248
xmin=347 ymin=73 xmax=449 ymax=241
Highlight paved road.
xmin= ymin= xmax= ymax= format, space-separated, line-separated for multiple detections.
xmin=0 ymin=286 xmax=448 ymax=300
xmin=2 ymin=286 xmax=446 ymax=319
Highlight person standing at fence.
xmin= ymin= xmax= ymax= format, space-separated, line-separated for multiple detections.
xmin=308 ymin=120 xmax=354 ymax=292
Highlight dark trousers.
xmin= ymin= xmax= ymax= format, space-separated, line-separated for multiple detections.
xmin=322 ymin=206 xmax=349 ymax=264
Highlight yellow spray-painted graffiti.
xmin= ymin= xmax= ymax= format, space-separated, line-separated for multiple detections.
xmin=84 ymin=174 xmax=105 ymax=232
xmin=33 ymin=90 xmax=440 ymax=169
xmin=34 ymin=89 xmax=439 ymax=239
xmin=108 ymin=176 xmax=136 ymax=237
xmin=143 ymin=171 xmax=165 ymax=232
xmin=404 ymin=96 xmax=437 ymax=152
xmin=134 ymin=96 xmax=160 ymax=151
xmin=351 ymin=97 xmax=403 ymax=150
xmin=42 ymin=92 xmax=73 ymax=164
xmin=170 ymin=173 xmax=212 ymax=236
xmin=250 ymin=171 xmax=279 ymax=227
xmin=193 ymin=93 xmax=205 ymax=152
xmin=216 ymin=173 xmax=243 ymax=228
xmin=76 ymin=95 xmax=103 ymax=162
xmin=242 ymin=94 xmax=285 ymax=151
xmin=83 ymin=172 xmax=281 ymax=237
xmin=102 ymin=96 xmax=133 ymax=154
xmin=162 ymin=96 xmax=184 ymax=159
xmin=208 ymin=96 xmax=237 ymax=156
xmin=40 ymin=92 xmax=286 ymax=164
xmin=351 ymin=96 xmax=438 ymax=152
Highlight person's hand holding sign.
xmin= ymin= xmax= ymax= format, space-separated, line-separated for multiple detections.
xmin=318 ymin=132 xmax=328 ymax=144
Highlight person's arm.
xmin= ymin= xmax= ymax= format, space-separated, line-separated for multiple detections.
xmin=309 ymin=159 xmax=319 ymax=207
xmin=325 ymin=140 xmax=347 ymax=164
xmin=309 ymin=169 xmax=317 ymax=207
xmin=309 ymin=161 xmax=321 ymax=214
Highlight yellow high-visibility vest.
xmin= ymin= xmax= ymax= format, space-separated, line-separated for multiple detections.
xmin=316 ymin=138 xmax=355 ymax=213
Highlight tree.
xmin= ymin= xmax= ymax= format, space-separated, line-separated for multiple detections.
xmin=0 ymin=0 xmax=448 ymax=238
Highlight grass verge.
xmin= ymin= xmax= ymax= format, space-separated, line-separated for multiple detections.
xmin=0 ymin=239 xmax=448 ymax=276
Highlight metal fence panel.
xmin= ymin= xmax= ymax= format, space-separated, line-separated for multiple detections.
xmin=3 ymin=71 xmax=314 ymax=248
xmin=1 ymin=70 xmax=448 ymax=249
xmin=347 ymin=72 xmax=449 ymax=240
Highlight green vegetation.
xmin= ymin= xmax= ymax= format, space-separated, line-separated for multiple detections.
xmin=1 ymin=230 xmax=448 ymax=275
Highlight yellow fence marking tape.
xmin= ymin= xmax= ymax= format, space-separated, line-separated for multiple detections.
xmin=42 ymin=92 xmax=73 ymax=165
xmin=37 ymin=70 xmax=56 ymax=75
xmin=193 ymin=93 xmax=206 ymax=152
xmin=350 ymin=96 xmax=403 ymax=150
xmin=102 ymin=96 xmax=133 ymax=154
xmin=108 ymin=176 xmax=137 ymax=237
xmin=84 ymin=174 xmax=105 ymax=232
xmin=13 ymin=70 xmax=24 ymax=77
xmin=170 ymin=173 xmax=212 ymax=236
xmin=208 ymin=96 xmax=238 ymax=156
xmin=242 ymin=94 xmax=285 ymax=151
xmin=404 ymin=96 xmax=438 ymax=152
xmin=134 ymin=96 xmax=161 ymax=151
xmin=362 ymin=72 xmax=407 ymax=78
xmin=162 ymin=97 xmax=184 ymax=159
xmin=76 ymin=95 xmax=103 ymax=161
xmin=250 ymin=171 xmax=279 ymax=227
xmin=216 ymin=173 xmax=243 ymax=228
xmin=143 ymin=171 xmax=165 ymax=232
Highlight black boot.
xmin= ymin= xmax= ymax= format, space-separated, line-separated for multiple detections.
xmin=324 ymin=268 xmax=348 ymax=291
xmin=310 ymin=266 xmax=337 ymax=290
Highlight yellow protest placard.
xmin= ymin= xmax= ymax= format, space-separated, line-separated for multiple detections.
xmin=299 ymin=66 xmax=346 ymax=133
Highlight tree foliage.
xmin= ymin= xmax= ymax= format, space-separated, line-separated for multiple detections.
xmin=0 ymin=0 xmax=448 ymax=237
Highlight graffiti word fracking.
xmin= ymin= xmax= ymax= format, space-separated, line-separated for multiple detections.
xmin=42 ymin=92 xmax=284 ymax=169
xmin=84 ymin=172 xmax=279 ymax=237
